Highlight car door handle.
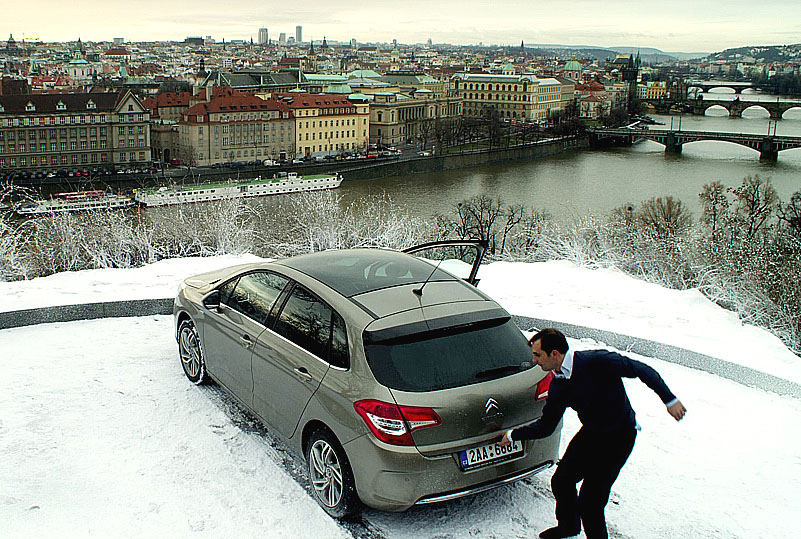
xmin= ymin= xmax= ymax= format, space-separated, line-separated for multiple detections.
xmin=293 ymin=367 xmax=313 ymax=382
xmin=239 ymin=334 xmax=254 ymax=349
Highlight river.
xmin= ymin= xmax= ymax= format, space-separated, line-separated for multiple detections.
xmin=338 ymin=90 xmax=801 ymax=222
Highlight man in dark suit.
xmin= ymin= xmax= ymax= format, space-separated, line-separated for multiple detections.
xmin=499 ymin=328 xmax=686 ymax=539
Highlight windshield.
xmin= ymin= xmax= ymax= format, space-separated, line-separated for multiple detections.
xmin=364 ymin=319 xmax=533 ymax=392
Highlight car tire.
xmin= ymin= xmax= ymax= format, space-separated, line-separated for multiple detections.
xmin=306 ymin=428 xmax=359 ymax=518
xmin=178 ymin=319 xmax=209 ymax=385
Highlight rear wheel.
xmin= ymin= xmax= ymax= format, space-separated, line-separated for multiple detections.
xmin=306 ymin=429 xmax=359 ymax=518
xmin=178 ymin=319 xmax=209 ymax=384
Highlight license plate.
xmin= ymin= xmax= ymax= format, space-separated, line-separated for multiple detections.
xmin=459 ymin=440 xmax=523 ymax=471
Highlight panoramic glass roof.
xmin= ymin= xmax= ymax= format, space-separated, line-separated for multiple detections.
xmin=276 ymin=248 xmax=458 ymax=297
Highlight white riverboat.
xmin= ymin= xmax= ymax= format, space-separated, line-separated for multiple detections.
xmin=15 ymin=190 xmax=136 ymax=216
xmin=133 ymin=172 xmax=342 ymax=208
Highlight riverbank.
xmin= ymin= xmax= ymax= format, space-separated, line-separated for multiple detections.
xmin=8 ymin=135 xmax=587 ymax=195
xmin=340 ymin=136 xmax=587 ymax=181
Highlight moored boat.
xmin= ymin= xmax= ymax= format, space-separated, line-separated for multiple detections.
xmin=15 ymin=190 xmax=136 ymax=216
xmin=133 ymin=172 xmax=342 ymax=208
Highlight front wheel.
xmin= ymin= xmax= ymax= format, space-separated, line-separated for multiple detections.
xmin=306 ymin=429 xmax=360 ymax=518
xmin=178 ymin=319 xmax=209 ymax=385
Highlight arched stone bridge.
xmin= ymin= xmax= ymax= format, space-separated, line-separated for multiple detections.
xmin=685 ymin=80 xmax=755 ymax=94
xmin=588 ymin=127 xmax=801 ymax=161
xmin=690 ymin=98 xmax=801 ymax=119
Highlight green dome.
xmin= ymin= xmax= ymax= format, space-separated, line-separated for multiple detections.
xmin=564 ymin=60 xmax=582 ymax=72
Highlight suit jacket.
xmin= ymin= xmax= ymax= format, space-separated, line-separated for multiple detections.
xmin=511 ymin=350 xmax=676 ymax=441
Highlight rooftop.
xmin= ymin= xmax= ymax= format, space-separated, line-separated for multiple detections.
xmin=276 ymin=248 xmax=463 ymax=298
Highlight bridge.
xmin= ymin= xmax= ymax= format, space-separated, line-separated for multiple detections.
xmin=588 ymin=127 xmax=801 ymax=161
xmin=685 ymin=80 xmax=755 ymax=94
xmin=690 ymin=97 xmax=801 ymax=119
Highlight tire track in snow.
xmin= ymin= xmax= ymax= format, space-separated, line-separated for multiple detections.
xmin=201 ymin=383 xmax=387 ymax=539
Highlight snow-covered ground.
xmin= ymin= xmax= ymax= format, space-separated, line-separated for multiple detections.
xmin=2 ymin=255 xmax=798 ymax=385
xmin=1 ymin=256 xmax=800 ymax=538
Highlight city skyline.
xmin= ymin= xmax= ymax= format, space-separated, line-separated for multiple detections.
xmin=2 ymin=0 xmax=800 ymax=53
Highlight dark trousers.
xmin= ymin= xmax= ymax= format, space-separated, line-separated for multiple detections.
xmin=551 ymin=426 xmax=637 ymax=539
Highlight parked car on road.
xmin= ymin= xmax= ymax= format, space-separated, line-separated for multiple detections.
xmin=174 ymin=241 xmax=560 ymax=517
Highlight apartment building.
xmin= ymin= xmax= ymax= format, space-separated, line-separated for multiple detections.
xmin=0 ymin=90 xmax=151 ymax=177
xmin=451 ymin=73 xmax=574 ymax=121
xmin=274 ymin=93 xmax=369 ymax=157
xmin=177 ymin=94 xmax=295 ymax=166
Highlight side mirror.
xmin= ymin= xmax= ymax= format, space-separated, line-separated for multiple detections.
xmin=202 ymin=290 xmax=221 ymax=311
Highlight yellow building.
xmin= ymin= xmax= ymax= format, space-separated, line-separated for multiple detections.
xmin=452 ymin=73 xmax=538 ymax=120
xmin=451 ymin=73 xmax=574 ymax=121
xmin=276 ymin=93 xmax=370 ymax=157
xmin=637 ymin=81 xmax=668 ymax=100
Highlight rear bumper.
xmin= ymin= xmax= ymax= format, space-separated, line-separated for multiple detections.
xmin=342 ymin=428 xmax=561 ymax=512
xmin=415 ymin=460 xmax=554 ymax=505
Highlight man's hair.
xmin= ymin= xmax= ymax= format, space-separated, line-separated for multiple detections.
xmin=529 ymin=328 xmax=568 ymax=355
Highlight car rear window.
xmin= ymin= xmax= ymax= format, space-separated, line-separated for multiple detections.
xmin=363 ymin=319 xmax=532 ymax=392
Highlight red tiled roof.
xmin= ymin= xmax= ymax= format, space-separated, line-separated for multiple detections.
xmin=182 ymin=95 xmax=288 ymax=120
xmin=104 ymin=48 xmax=131 ymax=56
xmin=142 ymin=91 xmax=192 ymax=111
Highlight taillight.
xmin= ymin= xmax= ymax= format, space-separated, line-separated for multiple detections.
xmin=535 ymin=371 xmax=554 ymax=401
xmin=353 ymin=399 xmax=441 ymax=446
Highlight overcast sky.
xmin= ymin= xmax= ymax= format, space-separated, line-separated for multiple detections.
xmin=3 ymin=0 xmax=800 ymax=53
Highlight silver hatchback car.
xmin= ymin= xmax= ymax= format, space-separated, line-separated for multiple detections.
xmin=174 ymin=241 xmax=561 ymax=517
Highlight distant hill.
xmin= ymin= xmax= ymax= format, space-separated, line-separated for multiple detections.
xmin=708 ymin=43 xmax=801 ymax=62
xmin=611 ymin=47 xmax=708 ymax=61
xmin=523 ymin=43 xmax=706 ymax=64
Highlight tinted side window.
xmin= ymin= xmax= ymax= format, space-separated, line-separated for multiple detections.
xmin=329 ymin=311 xmax=349 ymax=369
xmin=273 ymin=285 xmax=332 ymax=360
xmin=224 ymin=272 xmax=289 ymax=325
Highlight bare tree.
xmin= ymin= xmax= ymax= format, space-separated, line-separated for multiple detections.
xmin=637 ymin=196 xmax=692 ymax=238
xmin=778 ymin=190 xmax=801 ymax=238
xmin=699 ymin=181 xmax=730 ymax=243
xmin=733 ymin=175 xmax=779 ymax=240
xmin=418 ymin=119 xmax=434 ymax=151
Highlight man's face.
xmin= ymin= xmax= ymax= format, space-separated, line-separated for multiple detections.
xmin=530 ymin=339 xmax=562 ymax=372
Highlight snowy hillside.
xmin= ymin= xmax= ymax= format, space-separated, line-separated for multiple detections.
xmin=1 ymin=256 xmax=800 ymax=539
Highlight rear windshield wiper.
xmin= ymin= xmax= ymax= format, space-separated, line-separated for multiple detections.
xmin=474 ymin=363 xmax=531 ymax=380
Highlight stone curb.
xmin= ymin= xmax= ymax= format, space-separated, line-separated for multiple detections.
xmin=0 ymin=298 xmax=174 ymax=329
xmin=512 ymin=315 xmax=801 ymax=400
xmin=0 ymin=300 xmax=797 ymax=399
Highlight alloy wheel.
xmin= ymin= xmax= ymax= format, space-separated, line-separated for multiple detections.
xmin=179 ymin=325 xmax=201 ymax=379
xmin=309 ymin=439 xmax=343 ymax=508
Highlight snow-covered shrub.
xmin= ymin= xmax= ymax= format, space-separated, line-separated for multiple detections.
xmin=0 ymin=211 xmax=30 ymax=281
xmin=143 ymin=197 xmax=255 ymax=259
xmin=253 ymin=191 xmax=432 ymax=257
xmin=27 ymin=212 xmax=87 ymax=275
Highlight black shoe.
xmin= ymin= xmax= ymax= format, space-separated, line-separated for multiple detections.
xmin=539 ymin=525 xmax=581 ymax=539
